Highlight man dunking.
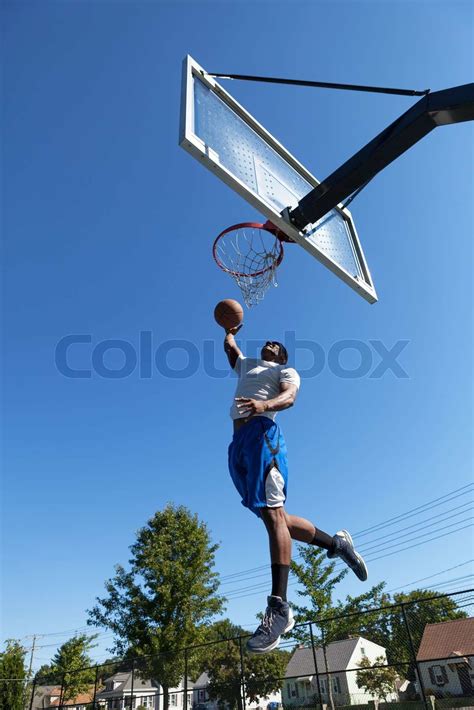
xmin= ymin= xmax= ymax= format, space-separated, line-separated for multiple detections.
xmin=223 ymin=324 xmax=368 ymax=654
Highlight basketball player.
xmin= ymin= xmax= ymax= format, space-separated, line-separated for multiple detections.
xmin=224 ymin=324 xmax=368 ymax=654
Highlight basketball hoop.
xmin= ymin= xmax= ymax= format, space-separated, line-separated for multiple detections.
xmin=213 ymin=221 xmax=291 ymax=307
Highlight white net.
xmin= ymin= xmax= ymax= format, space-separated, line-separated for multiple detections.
xmin=213 ymin=224 xmax=283 ymax=307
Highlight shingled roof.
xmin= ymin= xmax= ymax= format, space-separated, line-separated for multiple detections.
xmin=97 ymin=672 xmax=160 ymax=698
xmin=285 ymin=637 xmax=361 ymax=679
xmin=417 ymin=618 xmax=474 ymax=662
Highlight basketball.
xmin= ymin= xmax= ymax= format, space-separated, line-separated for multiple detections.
xmin=214 ymin=299 xmax=244 ymax=330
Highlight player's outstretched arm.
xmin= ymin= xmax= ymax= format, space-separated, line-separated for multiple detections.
xmin=224 ymin=324 xmax=243 ymax=370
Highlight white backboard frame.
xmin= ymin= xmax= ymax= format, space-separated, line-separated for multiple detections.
xmin=179 ymin=55 xmax=377 ymax=304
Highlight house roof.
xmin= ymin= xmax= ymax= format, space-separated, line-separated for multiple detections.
xmin=97 ymin=672 xmax=160 ymax=697
xmin=49 ymin=689 xmax=94 ymax=706
xmin=285 ymin=637 xmax=362 ymax=678
xmin=96 ymin=672 xmax=193 ymax=696
xmin=417 ymin=618 xmax=474 ymax=661
xmin=194 ymin=671 xmax=210 ymax=687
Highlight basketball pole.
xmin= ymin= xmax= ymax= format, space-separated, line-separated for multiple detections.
xmin=288 ymin=82 xmax=474 ymax=228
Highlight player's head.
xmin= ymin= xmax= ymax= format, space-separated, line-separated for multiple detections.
xmin=261 ymin=341 xmax=288 ymax=365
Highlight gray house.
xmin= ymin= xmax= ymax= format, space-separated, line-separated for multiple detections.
xmin=95 ymin=672 xmax=194 ymax=710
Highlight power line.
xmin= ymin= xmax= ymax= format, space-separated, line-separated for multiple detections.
xmin=354 ymin=483 xmax=473 ymax=538
xmin=18 ymin=483 xmax=473 ymax=655
xmin=219 ymin=501 xmax=473 ymax=587
xmin=222 ymin=516 xmax=473 ymax=598
xmin=385 ymin=558 xmax=474 ymax=593
xmin=355 ymin=503 xmax=473 ymax=552
xmin=225 ymin=523 xmax=473 ymax=599
xmin=219 ymin=483 xmax=473 ymax=581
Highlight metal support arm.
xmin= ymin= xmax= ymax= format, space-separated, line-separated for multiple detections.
xmin=289 ymin=83 xmax=474 ymax=229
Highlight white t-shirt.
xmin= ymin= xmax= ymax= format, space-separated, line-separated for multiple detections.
xmin=230 ymin=354 xmax=301 ymax=421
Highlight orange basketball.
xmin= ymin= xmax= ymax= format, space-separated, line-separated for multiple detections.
xmin=214 ymin=299 xmax=244 ymax=330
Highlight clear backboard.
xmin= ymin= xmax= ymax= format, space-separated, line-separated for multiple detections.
xmin=179 ymin=55 xmax=377 ymax=304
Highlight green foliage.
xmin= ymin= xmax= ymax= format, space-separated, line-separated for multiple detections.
xmin=48 ymin=634 xmax=98 ymax=702
xmin=196 ymin=619 xmax=289 ymax=707
xmin=289 ymin=548 xmax=468 ymax=687
xmin=88 ymin=504 xmax=225 ymax=695
xmin=387 ymin=589 xmax=467 ymax=677
xmin=36 ymin=663 xmax=61 ymax=685
xmin=290 ymin=545 xmax=347 ymax=644
xmin=356 ymin=655 xmax=399 ymax=701
xmin=0 ymin=639 xmax=27 ymax=710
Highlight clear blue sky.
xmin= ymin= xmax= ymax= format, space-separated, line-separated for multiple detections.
xmin=2 ymin=0 xmax=473 ymax=670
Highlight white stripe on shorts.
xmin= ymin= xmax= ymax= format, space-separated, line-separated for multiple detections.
xmin=265 ymin=466 xmax=286 ymax=508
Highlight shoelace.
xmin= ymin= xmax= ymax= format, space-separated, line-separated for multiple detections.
xmin=256 ymin=607 xmax=276 ymax=635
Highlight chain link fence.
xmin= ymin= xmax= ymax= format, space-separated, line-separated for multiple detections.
xmin=27 ymin=590 xmax=474 ymax=710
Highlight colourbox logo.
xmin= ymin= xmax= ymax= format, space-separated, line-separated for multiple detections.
xmin=54 ymin=332 xmax=409 ymax=380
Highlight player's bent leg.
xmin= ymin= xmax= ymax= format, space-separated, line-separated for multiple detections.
xmin=327 ymin=529 xmax=368 ymax=581
xmin=284 ymin=512 xmax=317 ymax=543
xmin=283 ymin=513 xmax=368 ymax=581
xmin=246 ymin=506 xmax=295 ymax=655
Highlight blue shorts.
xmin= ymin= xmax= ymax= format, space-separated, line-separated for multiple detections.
xmin=228 ymin=416 xmax=288 ymax=518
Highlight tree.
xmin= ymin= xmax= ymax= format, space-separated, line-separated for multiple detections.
xmin=0 ymin=639 xmax=27 ymax=710
xmin=88 ymin=504 xmax=225 ymax=710
xmin=47 ymin=634 xmax=98 ymax=703
xmin=288 ymin=548 xmax=469 ymax=687
xmin=290 ymin=545 xmax=347 ymax=641
xmin=356 ymin=655 xmax=399 ymax=702
xmin=199 ymin=620 xmax=289 ymax=709
xmin=290 ymin=546 xmax=348 ymax=710
xmin=388 ymin=589 xmax=467 ymax=678
xmin=36 ymin=663 xmax=61 ymax=685
xmin=330 ymin=583 xmax=393 ymax=649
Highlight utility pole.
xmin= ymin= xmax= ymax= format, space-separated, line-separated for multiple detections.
xmin=27 ymin=636 xmax=37 ymax=678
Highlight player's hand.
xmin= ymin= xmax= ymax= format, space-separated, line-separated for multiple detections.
xmin=225 ymin=324 xmax=243 ymax=336
xmin=235 ymin=397 xmax=267 ymax=415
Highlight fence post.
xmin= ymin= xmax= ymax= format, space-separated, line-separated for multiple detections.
xmin=401 ymin=603 xmax=429 ymax=710
xmin=58 ymin=674 xmax=65 ymax=710
xmin=238 ymin=637 xmax=246 ymax=710
xmin=129 ymin=659 xmax=135 ymax=710
xmin=92 ymin=665 xmax=99 ymax=710
xmin=184 ymin=649 xmax=188 ymax=710
xmin=28 ymin=676 xmax=37 ymax=710
xmin=309 ymin=622 xmax=325 ymax=710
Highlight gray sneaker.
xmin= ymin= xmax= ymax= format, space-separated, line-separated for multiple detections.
xmin=327 ymin=529 xmax=368 ymax=581
xmin=246 ymin=595 xmax=295 ymax=654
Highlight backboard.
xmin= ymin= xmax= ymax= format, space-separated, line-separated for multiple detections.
xmin=179 ymin=55 xmax=377 ymax=304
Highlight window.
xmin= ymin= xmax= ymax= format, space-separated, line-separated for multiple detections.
xmin=333 ymin=677 xmax=341 ymax=694
xmin=289 ymin=682 xmax=299 ymax=698
xmin=361 ymin=647 xmax=366 ymax=656
xmin=429 ymin=665 xmax=448 ymax=686
xmin=319 ymin=678 xmax=327 ymax=694
xmin=170 ymin=694 xmax=177 ymax=707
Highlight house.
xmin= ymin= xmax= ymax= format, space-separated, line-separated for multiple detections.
xmin=31 ymin=686 xmax=94 ymax=710
xmin=283 ymin=636 xmax=398 ymax=706
xmin=416 ymin=617 xmax=474 ymax=697
xmin=95 ymin=672 xmax=194 ymax=709
xmin=193 ymin=670 xmax=281 ymax=710
xmin=95 ymin=672 xmax=160 ymax=709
